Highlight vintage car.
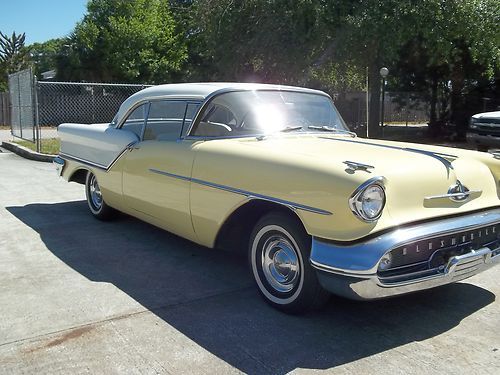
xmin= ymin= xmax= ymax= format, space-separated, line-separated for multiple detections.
xmin=467 ymin=110 xmax=500 ymax=151
xmin=54 ymin=83 xmax=500 ymax=313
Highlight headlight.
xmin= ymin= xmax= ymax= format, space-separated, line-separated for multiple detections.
xmin=349 ymin=178 xmax=386 ymax=222
xmin=469 ymin=117 xmax=478 ymax=129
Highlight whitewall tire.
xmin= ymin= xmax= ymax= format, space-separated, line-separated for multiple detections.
xmin=249 ymin=212 xmax=329 ymax=314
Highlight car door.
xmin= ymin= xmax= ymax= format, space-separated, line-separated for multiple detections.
xmin=122 ymin=100 xmax=201 ymax=242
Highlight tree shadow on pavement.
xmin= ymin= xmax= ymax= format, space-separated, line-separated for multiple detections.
xmin=7 ymin=201 xmax=496 ymax=374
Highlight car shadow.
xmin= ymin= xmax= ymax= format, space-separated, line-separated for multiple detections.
xmin=7 ymin=201 xmax=496 ymax=374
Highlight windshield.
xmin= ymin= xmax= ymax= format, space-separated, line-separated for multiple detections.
xmin=189 ymin=90 xmax=349 ymax=138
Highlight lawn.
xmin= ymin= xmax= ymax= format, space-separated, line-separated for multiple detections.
xmin=14 ymin=139 xmax=60 ymax=155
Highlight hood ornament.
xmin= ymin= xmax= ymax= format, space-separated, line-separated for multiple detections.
xmin=343 ymin=161 xmax=374 ymax=173
xmin=425 ymin=180 xmax=482 ymax=202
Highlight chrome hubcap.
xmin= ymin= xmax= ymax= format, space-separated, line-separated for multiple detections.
xmin=89 ymin=174 xmax=102 ymax=210
xmin=261 ymin=236 xmax=299 ymax=293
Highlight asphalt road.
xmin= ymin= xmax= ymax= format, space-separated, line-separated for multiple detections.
xmin=0 ymin=149 xmax=499 ymax=374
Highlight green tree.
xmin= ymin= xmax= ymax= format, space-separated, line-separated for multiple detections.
xmin=0 ymin=31 xmax=29 ymax=90
xmin=57 ymin=0 xmax=187 ymax=83
xmin=28 ymin=38 xmax=65 ymax=78
xmin=190 ymin=0 xmax=332 ymax=83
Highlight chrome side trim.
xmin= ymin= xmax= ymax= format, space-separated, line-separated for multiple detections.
xmin=149 ymin=168 xmax=332 ymax=216
xmin=59 ymin=152 xmax=108 ymax=170
xmin=60 ymin=142 xmax=134 ymax=172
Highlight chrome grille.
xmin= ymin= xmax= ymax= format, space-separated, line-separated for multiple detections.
xmin=378 ymin=222 xmax=500 ymax=283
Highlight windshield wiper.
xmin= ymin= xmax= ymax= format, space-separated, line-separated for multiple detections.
xmin=280 ymin=126 xmax=303 ymax=132
xmin=308 ymin=126 xmax=356 ymax=137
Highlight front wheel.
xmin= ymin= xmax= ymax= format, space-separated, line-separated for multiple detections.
xmin=249 ymin=212 xmax=329 ymax=314
xmin=85 ymin=171 xmax=115 ymax=221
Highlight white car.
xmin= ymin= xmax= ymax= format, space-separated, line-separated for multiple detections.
xmin=467 ymin=111 xmax=500 ymax=151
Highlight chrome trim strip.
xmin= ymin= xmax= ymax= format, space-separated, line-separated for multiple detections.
xmin=425 ymin=190 xmax=482 ymax=201
xmin=59 ymin=142 xmax=135 ymax=172
xmin=310 ymin=208 xmax=500 ymax=276
xmin=59 ymin=152 xmax=108 ymax=170
xmin=320 ymin=137 xmax=457 ymax=174
xmin=149 ymin=168 xmax=332 ymax=215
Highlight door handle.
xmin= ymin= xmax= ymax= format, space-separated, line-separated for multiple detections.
xmin=126 ymin=144 xmax=141 ymax=151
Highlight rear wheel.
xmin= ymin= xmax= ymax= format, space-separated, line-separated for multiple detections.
xmin=85 ymin=171 xmax=115 ymax=220
xmin=249 ymin=212 xmax=329 ymax=314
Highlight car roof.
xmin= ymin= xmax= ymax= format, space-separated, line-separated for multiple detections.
xmin=114 ymin=82 xmax=330 ymax=125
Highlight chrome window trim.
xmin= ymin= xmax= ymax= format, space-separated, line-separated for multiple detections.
xmin=149 ymin=168 xmax=332 ymax=216
xmin=115 ymin=95 xmax=205 ymax=127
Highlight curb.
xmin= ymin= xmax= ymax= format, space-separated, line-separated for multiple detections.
xmin=1 ymin=141 xmax=56 ymax=163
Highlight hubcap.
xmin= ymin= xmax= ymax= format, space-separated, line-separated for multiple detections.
xmin=261 ymin=236 xmax=300 ymax=293
xmin=89 ymin=174 xmax=102 ymax=210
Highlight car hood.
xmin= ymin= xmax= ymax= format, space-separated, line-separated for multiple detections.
xmin=472 ymin=111 xmax=500 ymax=120
xmin=193 ymin=134 xmax=500 ymax=240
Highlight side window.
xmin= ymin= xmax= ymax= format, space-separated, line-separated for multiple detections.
xmin=182 ymin=102 xmax=201 ymax=136
xmin=121 ymin=104 xmax=147 ymax=138
xmin=192 ymin=103 xmax=237 ymax=137
xmin=144 ymin=101 xmax=186 ymax=141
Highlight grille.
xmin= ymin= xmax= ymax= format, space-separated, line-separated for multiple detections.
xmin=378 ymin=222 xmax=500 ymax=283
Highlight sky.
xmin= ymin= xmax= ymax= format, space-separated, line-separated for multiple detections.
xmin=0 ymin=0 xmax=87 ymax=45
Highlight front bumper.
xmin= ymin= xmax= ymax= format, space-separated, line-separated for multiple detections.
xmin=310 ymin=209 xmax=500 ymax=300
xmin=466 ymin=132 xmax=500 ymax=149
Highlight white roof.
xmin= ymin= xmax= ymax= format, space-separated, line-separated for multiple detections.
xmin=114 ymin=82 xmax=329 ymax=125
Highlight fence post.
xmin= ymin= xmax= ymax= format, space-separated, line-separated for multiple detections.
xmin=33 ymin=75 xmax=41 ymax=153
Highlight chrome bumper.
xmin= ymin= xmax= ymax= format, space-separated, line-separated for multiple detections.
xmin=310 ymin=209 xmax=500 ymax=300
xmin=53 ymin=156 xmax=65 ymax=176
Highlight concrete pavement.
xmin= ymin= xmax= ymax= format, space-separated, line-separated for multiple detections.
xmin=0 ymin=150 xmax=499 ymax=374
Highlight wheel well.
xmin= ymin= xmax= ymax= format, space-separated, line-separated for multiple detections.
xmin=69 ymin=168 xmax=89 ymax=184
xmin=214 ymin=199 xmax=307 ymax=254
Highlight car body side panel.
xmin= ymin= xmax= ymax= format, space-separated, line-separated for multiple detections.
xmin=121 ymin=139 xmax=199 ymax=242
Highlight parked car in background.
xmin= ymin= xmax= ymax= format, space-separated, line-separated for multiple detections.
xmin=54 ymin=83 xmax=500 ymax=313
xmin=467 ymin=111 xmax=500 ymax=151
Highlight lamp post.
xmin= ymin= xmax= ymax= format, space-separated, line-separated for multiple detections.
xmin=380 ymin=67 xmax=389 ymax=137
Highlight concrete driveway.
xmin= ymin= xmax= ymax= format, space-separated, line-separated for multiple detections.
xmin=0 ymin=150 xmax=499 ymax=374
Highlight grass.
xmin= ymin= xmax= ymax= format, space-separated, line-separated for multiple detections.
xmin=14 ymin=138 xmax=60 ymax=155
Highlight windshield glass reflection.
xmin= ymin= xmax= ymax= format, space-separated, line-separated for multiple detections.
xmin=191 ymin=90 xmax=348 ymax=138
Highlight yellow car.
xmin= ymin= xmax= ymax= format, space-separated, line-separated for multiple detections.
xmin=54 ymin=83 xmax=500 ymax=313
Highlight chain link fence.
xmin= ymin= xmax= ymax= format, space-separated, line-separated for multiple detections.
xmin=6 ymin=68 xmax=430 ymax=152
xmin=37 ymin=81 xmax=150 ymax=142
xmin=6 ymin=68 xmax=149 ymax=151
xmin=8 ymin=68 xmax=36 ymax=142
xmin=334 ymin=91 xmax=429 ymax=136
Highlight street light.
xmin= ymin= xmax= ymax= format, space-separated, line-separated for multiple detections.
xmin=380 ymin=67 xmax=389 ymax=136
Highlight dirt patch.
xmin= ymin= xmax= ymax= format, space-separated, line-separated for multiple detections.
xmin=23 ymin=325 xmax=94 ymax=354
